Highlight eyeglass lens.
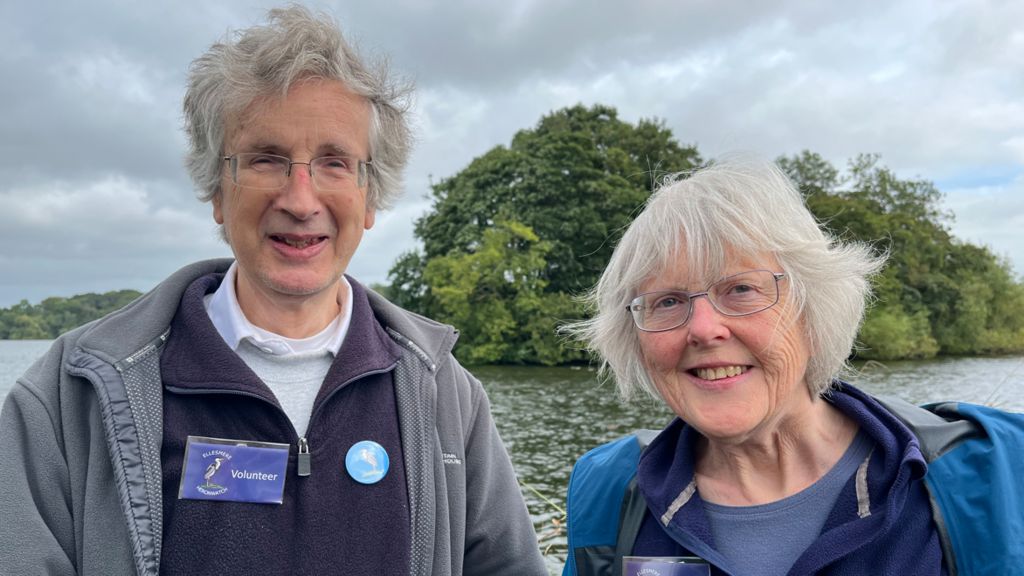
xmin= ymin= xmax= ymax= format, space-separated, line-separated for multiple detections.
xmin=629 ymin=270 xmax=781 ymax=332
xmin=229 ymin=153 xmax=367 ymax=190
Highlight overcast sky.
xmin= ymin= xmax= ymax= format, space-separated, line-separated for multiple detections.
xmin=2 ymin=0 xmax=1021 ymax=307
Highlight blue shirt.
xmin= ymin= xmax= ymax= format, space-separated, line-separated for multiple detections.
xmin=703 ymin=430 xmax=873 ymax=576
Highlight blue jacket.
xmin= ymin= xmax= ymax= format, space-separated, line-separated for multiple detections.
xmin=563 ymin=384 xmax=1024 ymax=576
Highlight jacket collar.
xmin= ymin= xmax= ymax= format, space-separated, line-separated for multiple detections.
xmin=204 ymin=262 xmax=351 ymax=356
xmin=160 ymin=270 xmax=402 ymax=401
xmin=69 ymin=258 xmax=458 ymax=373
xmin=636 ymin=383 xmax=929 ymax=562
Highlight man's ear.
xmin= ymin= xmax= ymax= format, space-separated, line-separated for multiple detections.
xmin=213 ymin=193 xmax=224 ymax=225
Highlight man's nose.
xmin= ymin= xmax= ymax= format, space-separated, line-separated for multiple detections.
xmin=276 ymin=162 xmax=320 ymax=219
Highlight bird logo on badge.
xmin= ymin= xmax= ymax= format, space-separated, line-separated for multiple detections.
xmin=197 ymin=452 xmax=231 ymax=496
xmin=345 ymin=440 xmax=389 ymax=484
xmin=204 ymin=457 xmax=225 ymax=485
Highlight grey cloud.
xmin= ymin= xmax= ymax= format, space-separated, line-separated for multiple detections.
xmin=1 ymin=0 xmax=1021 ymax=308
xmin=332 ymin=0 xmax=882 ymax=91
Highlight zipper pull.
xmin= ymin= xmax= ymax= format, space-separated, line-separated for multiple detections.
xmin=297 ymin=437 xmax=311 ymax=477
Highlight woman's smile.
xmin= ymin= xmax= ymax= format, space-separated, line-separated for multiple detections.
xmin=638 ymin=254 xmax=812 ymax=442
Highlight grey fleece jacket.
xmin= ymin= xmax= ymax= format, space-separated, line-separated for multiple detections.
xmin=0 ymin=259 xmax=546 ymax=576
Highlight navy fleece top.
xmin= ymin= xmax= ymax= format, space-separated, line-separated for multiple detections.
xmin=158 ymin=273 xmax=411 ymax=575
xmin=633 ymin=385 xmax=946 ymax=575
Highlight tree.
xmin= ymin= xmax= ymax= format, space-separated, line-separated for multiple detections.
xmin=389 ymin=104 xmax=701 ymax=363
xmin=0 ymin=290 xmax=142 ymax=339
xmin=395 ymin=103 xmax=702 ymax=295
xmin=386 ymin=122 xmax=1024 ymax=364
xmin=779 ymin=151 xmax=1024 ymax=358
xmin=421 ymin=220 xmax=587 ymax=365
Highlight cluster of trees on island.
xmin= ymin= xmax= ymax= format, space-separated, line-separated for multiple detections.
xmin=383 ymin=104 xmax=1024 ymax=365
xmin=0 ymin=290 xmax=142 ymax=340
xmin=3 ymin=104 xmax=1022 ymax=365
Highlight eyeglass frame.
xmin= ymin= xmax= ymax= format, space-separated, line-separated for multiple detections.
xmin=222 ymin=152 xmax=373 ymax=190
xmin=626 ymin=270 xmax=787 ymax=333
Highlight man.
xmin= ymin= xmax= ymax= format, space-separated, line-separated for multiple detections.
xmin=0 ymin=6 xmax=546 ymax=576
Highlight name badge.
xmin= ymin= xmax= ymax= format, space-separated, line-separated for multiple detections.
xmin=178 ymin=436 xmax=290 ymax=504
xmin=623 ymin=556 xmax=710 ymax=576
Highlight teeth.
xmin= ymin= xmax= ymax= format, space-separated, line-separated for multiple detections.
xmin=282 ymin=237 xmax=318 ymax=248
xmin=695 ymin=366 xmax=746 ymax=381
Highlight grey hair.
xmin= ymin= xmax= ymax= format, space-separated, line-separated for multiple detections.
xmin=183 ymin=5 xmax=413 ymax=210
xmin=564 ymin=156 xmax=886 ymax=400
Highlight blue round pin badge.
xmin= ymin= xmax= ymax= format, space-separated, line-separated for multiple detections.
xmin=345 ymin=440 xmax=389 ymax=485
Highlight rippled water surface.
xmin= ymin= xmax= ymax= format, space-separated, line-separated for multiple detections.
xmin=2 ymin=341 xmax=1021 ymax=574
xmin=473 ymin=364 xmax=675 ymax=572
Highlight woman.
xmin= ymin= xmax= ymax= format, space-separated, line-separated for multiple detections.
xmin=561 ymin=158 xmax=1024 ymax=576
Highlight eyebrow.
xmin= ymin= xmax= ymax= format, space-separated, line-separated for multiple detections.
xmin=235 ymin=140 xmax=358 ymax=159
xmin=317 ymin=143 xmax=358 ymax=158
xmin=243 ymin=142 xmax=285 ymax=154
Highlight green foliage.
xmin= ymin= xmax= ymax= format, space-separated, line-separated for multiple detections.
xmin=0 ymin=290 xmax=142 ymax=339
xmin=381 ymin=107 xmax=1023 ymax=365
xmin=859 ymin=306 xmax=939 ymax=359
xmin=395 ymin=103 xmax=701 ymax=296
xmin=386 ymin=250 xmax=428 ymax=313
xmin=422 ymin=220 xmax=587 ymax=365
xmin=934 ymin=245 xmax=1024 ymax=354
xmin=777 ymin=150 xmax=840 ymax=196
xmin=781 ymin=150 xmax=1024 ymax=359
xmin=367 ymin=282 xmax=394 ymax=301
xmin=389 ymin=103 xmax=701 ymax=364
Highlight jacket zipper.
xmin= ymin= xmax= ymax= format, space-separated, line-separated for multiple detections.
xmin=297 ymin=437 xmax=311 ymax=476
xmin=293 ymin=363 xmax=398 ymax=477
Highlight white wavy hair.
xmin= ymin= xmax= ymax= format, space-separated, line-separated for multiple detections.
xmin=564 ymin=156 xmax=886 ymax=400
xmin=183 ymin=5 xmax=413 ymax=211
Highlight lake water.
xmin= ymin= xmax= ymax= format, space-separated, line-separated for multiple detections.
xmin=2 ymin=340 xmax=1021 ymax=573
xmin=0 ymin=340 xmax=53 ymax=391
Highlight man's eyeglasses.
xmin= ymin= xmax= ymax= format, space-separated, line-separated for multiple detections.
xmin=223 ymin=152 xmax=372 ymax=191
xmin=627 ymin=269 xmax=787 ymax=332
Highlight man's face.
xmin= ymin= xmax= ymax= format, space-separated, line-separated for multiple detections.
xmin=214 ymin=79 xmax=375 ymax=314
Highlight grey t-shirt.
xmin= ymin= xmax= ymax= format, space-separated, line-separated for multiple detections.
xmin=235 ymin=340 xmax=333 ymax=437
xmin=703 ymin=429 xmax=873 ymax=576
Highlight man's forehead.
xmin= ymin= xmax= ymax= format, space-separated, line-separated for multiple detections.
xmin=230 ymin=118 xmax=361 ymax=145
xmin=226 ymin=82 xmax=371 ymax=151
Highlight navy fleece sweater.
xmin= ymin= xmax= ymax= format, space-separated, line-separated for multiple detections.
xmin=158 ymin=273 xmax=411 ymax=575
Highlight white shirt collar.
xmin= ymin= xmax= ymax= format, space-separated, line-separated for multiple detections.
xmin=203 ymin=262 xmax=351 ymax=357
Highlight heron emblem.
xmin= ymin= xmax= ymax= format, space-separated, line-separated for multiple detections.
xmin=360 ymin=448 xmax=380 ymax=473
xmin=345 ymin=440 xmax=389 ymax=485
xmin=203 ymin=457 xmax=225 ymax=488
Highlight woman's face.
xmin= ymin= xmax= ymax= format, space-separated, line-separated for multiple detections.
xmin=637 ymin=252 xmax=813 ymax=445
